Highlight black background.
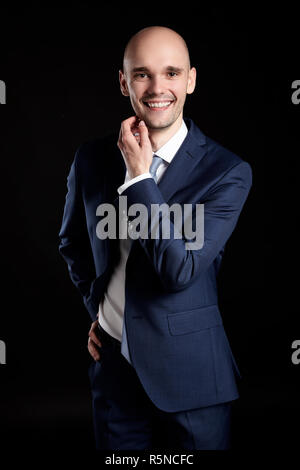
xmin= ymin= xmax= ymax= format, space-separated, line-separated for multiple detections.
xmin=0 ymin=4 xmax=299 ymax=459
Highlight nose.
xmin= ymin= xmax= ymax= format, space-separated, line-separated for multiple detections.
xmin=146 ymin=75 xmax=165 ymax=96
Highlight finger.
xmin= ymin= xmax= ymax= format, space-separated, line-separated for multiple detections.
xmin=88 ymin=323 xmax=102 ymax=347
xmin=88 ymin=337 xmax=101 ymax=358
xmin=121 ymin=115 xmax=139 ymax=130
xmin=118 ymin=122 xmax=137 ymax=152
xmin=131 ymin=125 xmax=141 ymax=143
xmin=88 ymin=320 xmax=99 ymax=335
xmin=121 ymin=117 xmax=140 ymax=145
xmin=131 ymin=123 xmax=139 ymax=135
xmin=87 ymin=339 xmax=101 ymax=361
xmin=138 ymin=120 xmax=151 ymax=148
xmin=88 ymin=320 xmax=96 ymax=335
xmin=117 ymin=127 xmax=124 ymax=151
xmin=89 ymin=329 xmax=102 ymax=348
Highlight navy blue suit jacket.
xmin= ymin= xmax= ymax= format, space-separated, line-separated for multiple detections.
xmin=58 ymin=117 xmax=252 ymax=412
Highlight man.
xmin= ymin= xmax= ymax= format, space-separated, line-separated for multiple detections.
xmin=58 ymin=26 xmax=252 ymax=450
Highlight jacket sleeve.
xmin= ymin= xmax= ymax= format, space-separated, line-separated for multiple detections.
xmin=58 ymin=146 xmax=98 ymax=320
xmin=122 ymin=160 xmax=252 ymax=292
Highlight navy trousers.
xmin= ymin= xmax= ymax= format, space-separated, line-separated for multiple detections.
xmin=88 ymin=324 xmax=233 ymax=450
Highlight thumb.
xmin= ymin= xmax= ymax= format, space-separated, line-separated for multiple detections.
xmin=138 ymin=120 xmax=151 ymax=147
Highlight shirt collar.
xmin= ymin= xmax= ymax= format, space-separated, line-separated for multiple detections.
xmin=154 ymin=120 xmax=188 ymax=164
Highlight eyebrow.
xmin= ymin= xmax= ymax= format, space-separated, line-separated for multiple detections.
xmin=131 ymin=66 xmax=185 ymax=74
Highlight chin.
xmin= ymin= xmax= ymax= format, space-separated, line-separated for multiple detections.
xmin=144 ymin=116 xmax=176 ymax=130
xmin=147 ymin=122 xmax=171 ymax=130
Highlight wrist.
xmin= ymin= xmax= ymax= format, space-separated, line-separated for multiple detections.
xmin=128 ymin=168 xmax=150 ymax=179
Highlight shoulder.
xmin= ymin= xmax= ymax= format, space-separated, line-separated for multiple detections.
xmin=186 ymin=118 xmax=252 ymax=185
xmin=206 ymin=135 xmax=252 ymax=180
xmin=74 ymin=131 xmax=118 ymax=162
xmin=73 ymin=131 xmax=119 ymax=175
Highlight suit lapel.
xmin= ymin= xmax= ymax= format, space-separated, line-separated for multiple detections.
xmin=112 ymin=118 xmax=207 ymax=207
xmin=157 ymin=118 xmax=207 ymax=202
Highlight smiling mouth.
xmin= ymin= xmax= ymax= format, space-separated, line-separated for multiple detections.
xmin=143 ymin=100 xmax=174 ymax=110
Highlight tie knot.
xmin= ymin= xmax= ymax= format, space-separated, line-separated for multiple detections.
xmin=149 ymin=155 xmax=163 ymax=182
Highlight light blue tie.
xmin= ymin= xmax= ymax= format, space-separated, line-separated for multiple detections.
xmin=121 ymin=154 xmax=164 ymax=365
xmin=149 ymin=154 xmax=164 ymax=183
xmin=121 ymin=316 xmax=131 ymax=364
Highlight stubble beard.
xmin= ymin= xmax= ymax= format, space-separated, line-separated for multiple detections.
xmin=142 ymin=104 xmax=183 ymax=131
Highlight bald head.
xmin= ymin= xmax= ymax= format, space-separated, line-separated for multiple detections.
xmin=123 ymin=26 xmax=191 ymax=74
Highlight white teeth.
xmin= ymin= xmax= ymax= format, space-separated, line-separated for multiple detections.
xmin=146 ymin=101 xmax=172 ymax=108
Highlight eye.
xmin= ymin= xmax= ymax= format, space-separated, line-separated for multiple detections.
xmin=134 ymin=73 xmax=149 ymax=79
xmin=168 ymin=72 xmax=178 ymax=77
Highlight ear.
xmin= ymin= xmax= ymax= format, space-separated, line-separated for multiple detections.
xmin=187 ymin=67 xmax=196 ymax=95
xmin=119 ymin=70 xmax=130 ymax=97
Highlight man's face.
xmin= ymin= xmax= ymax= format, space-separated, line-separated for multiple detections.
xmin=120 ymin=35 xmax=196 ymax=131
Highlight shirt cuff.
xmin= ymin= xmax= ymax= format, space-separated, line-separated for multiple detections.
xmin=117 ymin=173 xmax=153 ymax=194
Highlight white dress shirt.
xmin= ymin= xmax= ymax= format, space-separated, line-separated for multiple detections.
xmin=98 ymin=120 xmax=188 ymax=341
